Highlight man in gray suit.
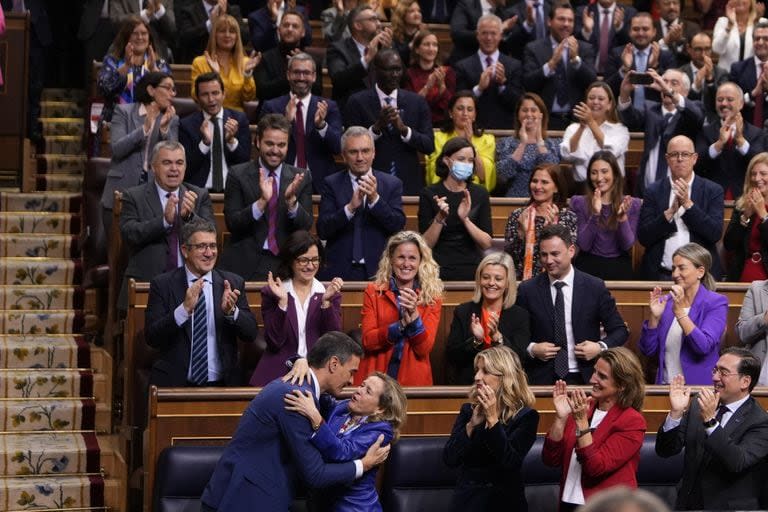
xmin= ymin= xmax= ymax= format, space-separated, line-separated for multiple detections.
xmin=736 ymin=280 xmax=768 ymax=386
xmin=119 ymin=141 xmax=215 ymax=310
xmin=219 ymin=114 xmax=313 ymax=281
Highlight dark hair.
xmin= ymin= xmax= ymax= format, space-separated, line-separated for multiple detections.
xmin=585 ymin=151 xmax=625 ymax=230
xmin=513 ymin=92 xmax=550 ymax=139
xmin=194 ymin=72 xmax=225 ymax=98
xmin=256 ymin=113 xmax=292 ymax=139
xmin=434 ymin=136 xmax=475 ymax=180
xmin=539 ymin=223 xmax=573 ymax=247
xmin=276 ymin=230 xmax=325 ymax=279
xmin=181 ymin=218 xmax=217 ymax=246
xmin=134 ymin=71 xmax=173 ymax=104
xmin=373 ymin=48 xmax=403 ymax=69
xmin=529 ymin=163 xmax=568 ymax=209
xmin=442 ymin=90 xmax=483 ymax=136
xmin=110 ymin=15 xmax=155 ymax=59
xmin=409 ymin=29 xmax=441 ymax=67
xmin=721 ymin=346 xmax=762 ymax=392
xmin=348 ymin=4 xmax=374 ymax=32
xmin=549 ymin=2 xmax=575 ymax=18
xmin=756 ymin=20 xmax=768 ymax=32
xmin=281 ymin=9 xmax=305 ymax=25
xmin=307 ymin=331 xmax=364 ymax=368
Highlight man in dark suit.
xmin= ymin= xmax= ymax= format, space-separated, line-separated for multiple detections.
xmin=695 ymin=82 xmax=768 ymax=199
xmin=119 ymin=140 xmax=215 ymax=310
xmin=728 ymin=22 xmax=768 ymax=128
xmin=109 ymin=0 xmax=175 ymax=57
xmin=618 ymin=68 xmax=704 ymax=194
xmin=219 ymin=113 xmax=313 ymax=281
xmin=638 ymin=135 xmax=725 ymax=281
xmin=575 ymin=0 xmax=635 ymax=74
xmin=179 ymin=72 xmax=251 ymax=192
xmin=419 ymin=0 xmax=457 ymax=23
xmin=176 ymin=0 xmax=246 ymax=64
xmin=453 ymin=14 xmax=523 ymax=129
xmin=317 ymin=127 xmax=406 ymax=281
xmin=680 ymin=32 xmax=727 ymax=124
xmin=261 ymin=53 xmax=343 ymax=193
xmin=506 ymin=0 xmax=553 ymax=60
xmin=247 ymin=0 xmax=311 ymax=53
xmin=145 ymin=218 xmax=258 ymax=387
xmin=656 ymin=347 xmax=768 ymax=510
xmin=523 ymin=3 xmax=597 ymax=129
xmin=515 ymin=224 xmax=628 ymax=385
xmin=447 ymin=0 xmax=520 ymax=63
xmin=654 ymin=0 xmax=700 ymax=67
xmin=200 ymin=332 xmax=389 ymax=511
xmin=326 ymin=5 xmax=393 ymax=110
xmin=78 ymin=0 xmax=116 ymax=84
xmin=344 ymin=49 xmax=434 ymax=195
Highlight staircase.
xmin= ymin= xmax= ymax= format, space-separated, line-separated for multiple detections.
xmin=0 ymin=89 xmax=126 ymax=511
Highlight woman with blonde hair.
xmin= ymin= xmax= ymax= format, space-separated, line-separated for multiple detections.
xmin=191 ymin=14 xmax=261 ymax=111
xmin=444 ymin=345 xmax=539 ymax=511
xmin=712 ymin=0 xmax=767 ymax=72
xmin=358 ymin=231 xmax=444 ymax=386
xmin=543 ymin=347 xmax=647 ymax=511
xmin=446 ymin=252 xmax=530 ymax=384
xmin=639 ymin=242 xmax=728 ymax=384
xmin=723 ymin=152 xmax=768 ymax=281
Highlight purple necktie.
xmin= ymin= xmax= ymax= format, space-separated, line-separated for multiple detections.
xmin=267 ymin=170 xmax=279 ymax=255
xmin=295 ymin=101 xmax=307 ymax=169
xmin=165 ymin=192 xmax=179 ymax=271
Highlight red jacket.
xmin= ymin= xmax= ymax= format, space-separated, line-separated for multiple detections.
xmin=542 ymin=403 xmax=647 ymax=504
xmin=356 ymin=282 xmax=442 ymax=386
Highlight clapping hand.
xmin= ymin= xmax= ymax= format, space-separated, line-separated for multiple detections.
xmin=469 ymin=313 xmax=485 ymax=342
xmin=567 ymin=387 xmax=592 ymax=422
xmin=648 ymin=285 xmax=669 ymax=319
xmin=668 ymin=374 xmax=690 ymax=419
xmin=179 ymin=189 xmax=198 ymax=220
xmin=245 ymin=51 xmax=262 ymax=74
xmin=267 ymin=271 xmax=288 ymax=305
xmin=322 ymin=277 xmax=344 ymax=302
xmin=433 ymin=195 xmax=449 ymax=223
xmin=398 ymin=287 xmax=420 ymax=326
xmin=204 ymin=51 xmax=221 ymax=74
xmin=552 ymin=380 xmax=572 ymax=419
xmin=220 ymin=279 xmax=240 ymax=315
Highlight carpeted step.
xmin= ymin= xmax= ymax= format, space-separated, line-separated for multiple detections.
xmin=0 ymin=335 xmax=90 ymax=369
xmin=0 ymin=399 xmax=96 ymax=432
xmin=0 ymin=235 xmax=79 ymax=259
xmin=40 ymin=101 xmax=82 ymax=119
xmin=41 ymin=136 xmax=84 ymax=157
xmin=36 ymin=155 xmax=87 ymax=175
xmin=0 ymin=193 xmax=81 ymax=214
xmin=0 ymin=369 xmax=94 ymax=399
xmin=0 ymin=286 xmax=84 ymax=311
xmin=41 ymin=89 xmax=86 ymax=104
xmin=0 ymin=311 xmax=87 ymax=335
xmin=0 ymin=432 xmax=100 ymax=475
xmin=35 ymin=175 xmax=84 ymax=193
xmin=40 ymin=119 xmax=85 ymax=138
xmin=0 ymin=259 xmax=81 ymax=286
xmin=0 ymin=213 xmax=80 ymax=235
xmin=0 ymin=474 xmax=105 ymax=510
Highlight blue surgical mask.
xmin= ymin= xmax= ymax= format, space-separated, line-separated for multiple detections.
xmin=450 ymin=161 xmax=474 ymax=181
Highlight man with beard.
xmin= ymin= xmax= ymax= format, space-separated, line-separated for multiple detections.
xmin=255 ymin=10 xmax=323 ymax=101
xmin=248 ymin=0 xmax=311 ymax=53
xmin=728 ymin=21 xmax=768 ymax=128
xmin=219 ymin=114 xmax=313 ymax=281
xmin=679 ymin=32 xmax=727 ymax=124
xmin=653 ymin=0 xmax=700 ymax=67
xmin=261 ymin=53 xmax=343 ymax=192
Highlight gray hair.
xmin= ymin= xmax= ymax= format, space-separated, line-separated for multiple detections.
xmin=576 ymin=487 xmax=671 ymax=512
xmin=288 ymin=52 xmax=316 ymax=72
xmin=341 ymin=126 xmax=374 ymax=150
xmin=477 ymin=13 xmax=502 ymax=30
xmin=718 ymin=80 xmax=744 ymax=97
xmin=150 ymin=140 xmax=186 ymax=165
xmin=181 ymin=218 xmax=217 ymax=246
xmin=665 ymin=68 xmax=690 ymax=94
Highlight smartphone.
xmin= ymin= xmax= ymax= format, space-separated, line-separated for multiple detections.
xmin=629 ymin=72 xmax=654 ymax=85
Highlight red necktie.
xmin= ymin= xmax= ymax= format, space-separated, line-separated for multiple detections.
xmin=754 ymin=92 xmax=764 ymax=128
xmin=295 ymin=100 xmax=307 ymax=169
xmin=598 ymin=9 xmax=611 ymax=73
xmin=267 ymin=170 xmax=279 ymax=255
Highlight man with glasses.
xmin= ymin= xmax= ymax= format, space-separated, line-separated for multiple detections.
xmin=656 ymin=347 xmax=768 ymax=510
xmin=728 ymin=22 xmax=768 ymax=129
xmin=119 ymin=141 xmax=215 ymax=311
xmin=653 ymin=0 xmax=700 ymax=67
xmin=145 ymin=217 xmax=258 ymax=387
xmin=316 ymin=126 xmax=406 ymax=280
xmin=261 ymin=53 xmax=343 ymax=192
xmin=680 ymin=33 xmax=726 ymax=124
xmin=638 ymin=135 xmax=724 ymax=280
xmin=694 ymin=82 xmax=767 ymax=199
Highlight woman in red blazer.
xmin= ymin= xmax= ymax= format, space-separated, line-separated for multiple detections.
xmin=358 ymin=231 xmax=444 ymax=386
xmin=543 ymin=347 xmax=647 ymax=511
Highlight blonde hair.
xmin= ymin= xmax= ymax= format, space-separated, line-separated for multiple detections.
xmin=206 ymin=14 xmax=245 ymax=76
xmin=373 ymin=231 xmax=444 ymax=305
xmin=672 ymin=242 xmax=717 ymax=291
xmin=736 ymin=152 xmax=768 ymax=212
xmin=472 ymin=252 xmax=518 ymax=309
xmin=367 ymin=372 xmax=408 ymax=442
xmin=390 ymin=0 xmax=419 ymax=43
xmin=469 ymin=346 xmax=535 ymax=424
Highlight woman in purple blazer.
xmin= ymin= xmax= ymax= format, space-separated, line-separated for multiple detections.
xmin=249 ymin=231 xmax=343 ymax=386
xmin=638 ymin=242 xmax=728 ymax=385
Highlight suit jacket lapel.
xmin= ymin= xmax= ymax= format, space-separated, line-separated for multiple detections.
xmin=144 ymin=182 xmax=164 ymax=218
xmin=723 ymin=397 xmax=756 ymax=438
xmin=537 ymin=275 xmax=555 ymax=327
xmin=571 ymin=271 xmax=584 ymax=333
xmin=174 ymin=268 xmax=193 ymax=344
xmin=212 ymin=269 xmax=224 ymax=344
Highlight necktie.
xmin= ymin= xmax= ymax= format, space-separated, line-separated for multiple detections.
xmin=165 ymin=192 xmax=179 ymax=271
xmin=485 ymin=55 xmax=493 ymax=69
xmin=715 ymin=403 xmax=729 ymax=425
xmin=211 ymin=116 xmax=224 ymax=192
xmin=754 ymin=92 xmax=764 ymax=128
xmin=534 ymin=3 xmax=545 ymax=39
xmin=555 ymin=48 xmax=569 ymax=106
xmin=189 ymin=280 xmax=209 ymax=385
xmin=267 ymin=170 xmax=279 ymax=255
xmin=352 ymin=177 xmax=364 ymax=263
xmin=433 ymin=0 xmax=447 ymax=22
xmin=553 ymin=281 xmax=569 ymax=379
xmin=654 ymin=113 xmax=674 ymax=182
xmin=295 ymin=100 xmax=307 ymax=169
xmin=384 ymin=97 xmax=397 ymax=174
xmin=633 ymin=50 xmax=647 ymax=109
xmin=598 ymin=9 xmax=611 ymax=74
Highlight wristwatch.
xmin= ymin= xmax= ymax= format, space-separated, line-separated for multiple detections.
xmin=702 ymin=417 xmax=718 ymax=428
xmin=575 ymin=426 xmax=592 ymax=438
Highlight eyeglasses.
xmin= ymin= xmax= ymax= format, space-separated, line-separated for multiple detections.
xmin=155 ymin=84 xmax=177 ymax=94
xmin=186 ymin=242 xmax=217 ymax=252
xmin=358 ymin=15 xmax=381 ymax=22
xmin=666 ymin=151 xmax=695 ymax=160
xmin=712 ymin=366 xmax=739 ymax=378
xmin=295 ymin=256 xmax=321 ymax=266
xmin=289 ymin=69 xmax=315 ymax=77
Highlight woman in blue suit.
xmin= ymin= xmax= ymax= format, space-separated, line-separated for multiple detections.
xmin=284 ymin=370 xmax=407 ymax=511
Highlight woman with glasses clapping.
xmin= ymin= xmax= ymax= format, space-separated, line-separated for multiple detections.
xmin=249 ymin=231 xmax=343 ymax=386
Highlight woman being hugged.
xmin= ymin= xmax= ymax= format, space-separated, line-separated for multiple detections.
xmin=443 ymin=346 xmax=539 ymax=511
xmin=358 ymin=231 xmax=443 ymax=386
xmin=543 ymin=347 xmax=647 ymax=511
xmin=638 ymin=242 xmax=728 ymax=385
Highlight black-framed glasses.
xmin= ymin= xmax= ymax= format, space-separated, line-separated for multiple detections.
xmin=666 ymin=151 xmax=694 ymax=160
xmin=295 ymin=256 xmax=321 ymax=266
xmin=186 ymin=242 xmax=217 ymax=252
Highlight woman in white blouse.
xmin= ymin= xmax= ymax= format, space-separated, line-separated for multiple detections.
xmin=249 ymin=231 xmax=343 ymax=386
xmin=712 ymin=0 xmax=767 ymax=72
xmin=560 ymin=82 xmax=629 ymax=192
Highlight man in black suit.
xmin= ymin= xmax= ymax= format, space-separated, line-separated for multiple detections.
xmin=656 ymin=347 xmax=768 ymax=510
xmin=680 ymin=32 xmax=727 ymax=124
xmin=326 ymin=5 xmax=393 ymax=110
xmin=145 ymin=218 xmax=258 ymax=387
xmin=419 ymin=0 xmax=457 ymax=23
xmin=515 ymin=224 xmax=628 ymax=385
xmin=247 ymin=0 xmax=311 ymax=53
xmin=219 ymin=114 xmax=313 ymax=281
xmin=523 ymin=3 xmax=597 ymax=129
xmin=119 ymin=140 xmax=215 ymax=310
xmin=179 ymin=72 xmax=251 ymax=191
xmin=343 ymin=49 xmax=435 ymax=195
xmin=575 ymin=0 xmax=635 ymax=74
xmin=453 ymin=14 xmax=523 ymax=129
xmin=618 ymin=68 xmax=703 ymax=194
xmin=694 ymin=82 xmax=768 ymax=199
xmin=176 ymin=0 xmax=246 ymax=63
xmin=728 ymin=21 xmax=768 ymax=128
xmin=447 ymin=0 xmax=520 ymax=63
xmin=654 ymin=0 xmax=700 ymax=67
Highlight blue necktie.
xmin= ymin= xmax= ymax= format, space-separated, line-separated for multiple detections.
xmin=352 ymin=178 xmax=364 ymax=263
xmin=633 ymin=50 xmax=647 ymax=109
xmin=190 ymin=280 xmax=209 ymax=385
xmin=384 ymin=97 xmax=397 ymax=175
